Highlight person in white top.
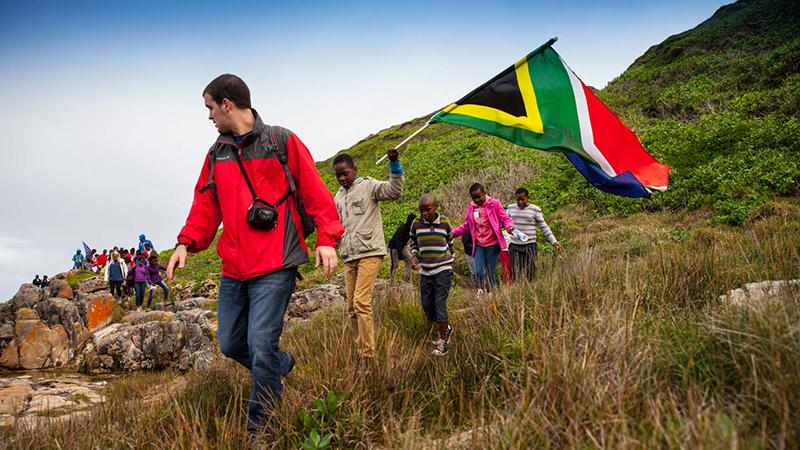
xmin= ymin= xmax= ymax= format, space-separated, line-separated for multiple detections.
xmin=505 ymin=188 xmax=564 ymax=281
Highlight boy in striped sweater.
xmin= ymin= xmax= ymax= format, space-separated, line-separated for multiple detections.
xmin=505 ymin=187 xmax=564 ymax=281
xmin=410 ymin=194 xmax=455 ymax=356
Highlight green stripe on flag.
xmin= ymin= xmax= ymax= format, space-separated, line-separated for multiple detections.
xmin=528 ymin=48 xmax=589 ymax=162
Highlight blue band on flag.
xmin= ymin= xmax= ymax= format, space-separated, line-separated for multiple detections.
xmin=565 ymin=152 xmax=651 ymax=198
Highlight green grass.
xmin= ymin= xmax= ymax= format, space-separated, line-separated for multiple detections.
xmin=4 ymin=199 xmax=799 ymax=449
xmin=66 ymin=270 xmax=95 ymax=286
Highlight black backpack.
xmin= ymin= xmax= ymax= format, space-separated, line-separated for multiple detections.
xmin=200 ymin=126 xmax=316 ymax=238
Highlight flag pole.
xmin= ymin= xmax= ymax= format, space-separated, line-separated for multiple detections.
xmin=375 ymin=118 xmax=434 ymax=165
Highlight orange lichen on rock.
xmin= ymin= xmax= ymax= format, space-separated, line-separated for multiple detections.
xmin=85 ymin=294 xmax=115 ymax=330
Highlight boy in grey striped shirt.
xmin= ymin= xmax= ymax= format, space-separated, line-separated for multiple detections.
xmin=410 ymin=194 xmax=455 ymax=356
xmin=506 ymin=188 xmax=564 ymax=281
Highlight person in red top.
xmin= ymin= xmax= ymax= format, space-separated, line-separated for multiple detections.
xmin=96 ymin=250 xmax=108 ymax=271
xmin=166 ymin=74 xmax=343 ymax=436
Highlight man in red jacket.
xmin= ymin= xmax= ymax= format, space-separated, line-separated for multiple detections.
xmin=167 ymin=74 xmax=343 ymax=435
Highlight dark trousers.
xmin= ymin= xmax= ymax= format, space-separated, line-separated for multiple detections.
xmin=216 ymin=268 xmax=297 ymax=434
xmin=147 ymin=281 xmax=170 ymax=307
xmin=108 ymin=281 xmax=123 ymax=298
xmin=420 ymin=270 xmax=452 ymax=323
xmin=389 ymin=247 xmax=413 ymax=283
xmin=134 ymin=282 xmax=147 ymax=307
xmin=509 ymin=242 xmax=538 ymax=281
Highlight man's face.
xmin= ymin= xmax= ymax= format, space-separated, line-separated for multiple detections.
xmin=334 ymin=162 xmax=357 ymax=189
xmin=204 ymin=94 xmax=231 ymax=134
xmin=471 ymin=190 xmax=487 ymax=206
xmin=516 ymin=194 xmax=529 ymax=209
xmin=419 ymin=200 xmax=438 ymax=223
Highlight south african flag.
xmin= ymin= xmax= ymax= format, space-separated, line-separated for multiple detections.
xmin=430 ymin=39 xmax=670 ymax=198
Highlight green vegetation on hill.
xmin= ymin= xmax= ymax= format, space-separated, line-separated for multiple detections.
xmin=7 ymin=200 xmax=799 ymax=448
xmin=319 ymin=0 xmax=800 ymax=228
xmin=162 ymin=0 xmax=800 ymax=296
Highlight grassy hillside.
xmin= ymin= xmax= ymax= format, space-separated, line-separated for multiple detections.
xmin=7 ymin=200 xmax=799 ymax=448
xmin=318 ymin=0 xmax=799 ymax=229
xmin=11 ymin=2 xmax=798 ymax=448
xmin=163 ymin=0 xmax=799 ymax=290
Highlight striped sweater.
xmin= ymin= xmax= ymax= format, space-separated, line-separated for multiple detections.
xmin=506 ymin=204 xmax=557 ymax=245
xmin=409 ymin=213 xmax=455 ymax=276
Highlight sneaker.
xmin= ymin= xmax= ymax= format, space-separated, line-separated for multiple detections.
xmin=445 ymin=325 xmax=453 ymax=343
xmin=136 ymin=307 xmax=142 ymax=312
xmin=477 ymin=288 xmax=485 ymax=298
xmin=432 ymin=339 xmax=448 ymax=356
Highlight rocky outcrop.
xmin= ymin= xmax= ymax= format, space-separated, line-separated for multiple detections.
xmin=0 ymin=278 xmax=105 ymax=370
xmin=0 ymin=374 xmax=109 ymax=429
xmin=2 ymin=274 xmax=346 ymax=373
xmin=80 ymin=292 xmax=116 ymax=330
xmin=9 ymin=284 xmax=45 ymax=310
xmin=286 ymin=284 xmax=345 ymax=323
xmin=79 ymin=307 xmax=217 ymax=373
xmin=720 ymin=279 xmax=800 ymax=306
xmin=172 ymin=279 xmax=219 ymax=302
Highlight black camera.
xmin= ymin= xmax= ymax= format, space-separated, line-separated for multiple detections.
xmin=247 ymin=199 xmax=279 ymax=230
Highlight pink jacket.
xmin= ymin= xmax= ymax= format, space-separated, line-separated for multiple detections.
xmin=452 ymin=196 xmax=515 ymax=253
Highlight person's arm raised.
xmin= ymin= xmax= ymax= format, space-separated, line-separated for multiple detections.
xmin=371 ymin=149 xmax=404 ymax=201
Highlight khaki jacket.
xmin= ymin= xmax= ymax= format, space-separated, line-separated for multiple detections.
xmin=335 ymin=174 xmax=404 ymax=263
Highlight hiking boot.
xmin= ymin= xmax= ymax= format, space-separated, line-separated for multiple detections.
xmin=432 ymin=339 xmax=448 ymax=356
xmin=445 ymin=324 xmax=453 ymax=344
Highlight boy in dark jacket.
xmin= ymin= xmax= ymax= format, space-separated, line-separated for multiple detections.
xmin=388 ymin=213 xmax=416 ymax=283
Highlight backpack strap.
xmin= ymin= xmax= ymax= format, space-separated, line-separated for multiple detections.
xmin=270 ymin=127 xmax=298 ymax=194
xmin=199 ymin=144 xmax=219 ymax=197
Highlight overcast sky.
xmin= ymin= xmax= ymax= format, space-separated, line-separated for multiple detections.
xmin=0 ymin=0 xmax=729 ymax=299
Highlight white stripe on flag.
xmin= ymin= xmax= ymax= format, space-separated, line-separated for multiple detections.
xmin=559 ymin=57 xmax=616 ymax=177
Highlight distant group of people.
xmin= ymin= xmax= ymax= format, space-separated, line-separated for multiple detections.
xmin=31 ymin=274 xmax=50 ymax=288
xmin=67 ymin=234 xmax=170 ymax=310
xmin=165 ymin=74 xmax=564 ymax=435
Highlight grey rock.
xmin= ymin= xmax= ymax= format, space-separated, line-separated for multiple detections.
xmin=9 ymin=284 xmax=44 ymax=310
xmin=287 ymin=284 xmax=345 ymax=321
xmin=720 ymin=279 xmax=800 ymax=306
xmin=174 ymin=298 xmax=206 ymax=312
xmin=74 ymin=277 xmax=108 ymax=296
xmin=82 ymin=307 xmax=216 ymax=373
xmin=34 ymin=298 xmax=83 ymax=342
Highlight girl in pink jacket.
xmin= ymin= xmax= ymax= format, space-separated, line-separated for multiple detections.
xmin=452 ymin=183 xmax=515 ymax=290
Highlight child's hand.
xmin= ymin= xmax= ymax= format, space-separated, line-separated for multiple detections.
xmin=410 ymin=256 xmax=419 ymax=270
xmin=387 ymin=148 xmax=399 ymax=162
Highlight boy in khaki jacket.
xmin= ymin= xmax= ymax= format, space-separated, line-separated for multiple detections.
xmin=333 ymin=149 xmax=404 ymax=362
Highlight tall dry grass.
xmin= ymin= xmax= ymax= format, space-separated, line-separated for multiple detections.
xmin=2 ymin=201 xmax=799 ymax=449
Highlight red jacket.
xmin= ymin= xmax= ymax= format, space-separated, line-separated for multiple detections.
xmin=178 ymin=112 xmax=343 ymax=281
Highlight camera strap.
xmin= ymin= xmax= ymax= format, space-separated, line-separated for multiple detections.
xmin=231 ymin=145 xmax=292 ymax=208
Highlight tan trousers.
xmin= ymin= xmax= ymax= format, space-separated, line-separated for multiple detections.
xmin=344 ymin=256 xmax=383 ymax=359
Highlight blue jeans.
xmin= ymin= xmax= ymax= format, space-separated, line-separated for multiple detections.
xmin=134 ymin=282 xmax=147 ymax=307
xmin=473 ymin=245 xmax=500 ymax=290
xmin=147 ymin=280 xmax=170 ymax=307
xmin=217 ymin=269 xmax=297 ymax=433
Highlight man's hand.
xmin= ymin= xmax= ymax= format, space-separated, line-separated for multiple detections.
xmin=315 ymin=246 xmax=338 ymax=277
xmin=554 ymin=242 xmax=565 ymax=252
xmin=387 ymin=148 xmax=399 ymax=162
xmin=410 ymin=256 xmax=419 ymax=270
xmin=166 ymin=245 xmax=188 ymax=282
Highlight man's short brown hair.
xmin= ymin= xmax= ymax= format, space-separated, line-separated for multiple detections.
xmin=203 ymin=74 xmax=251 ymax=109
